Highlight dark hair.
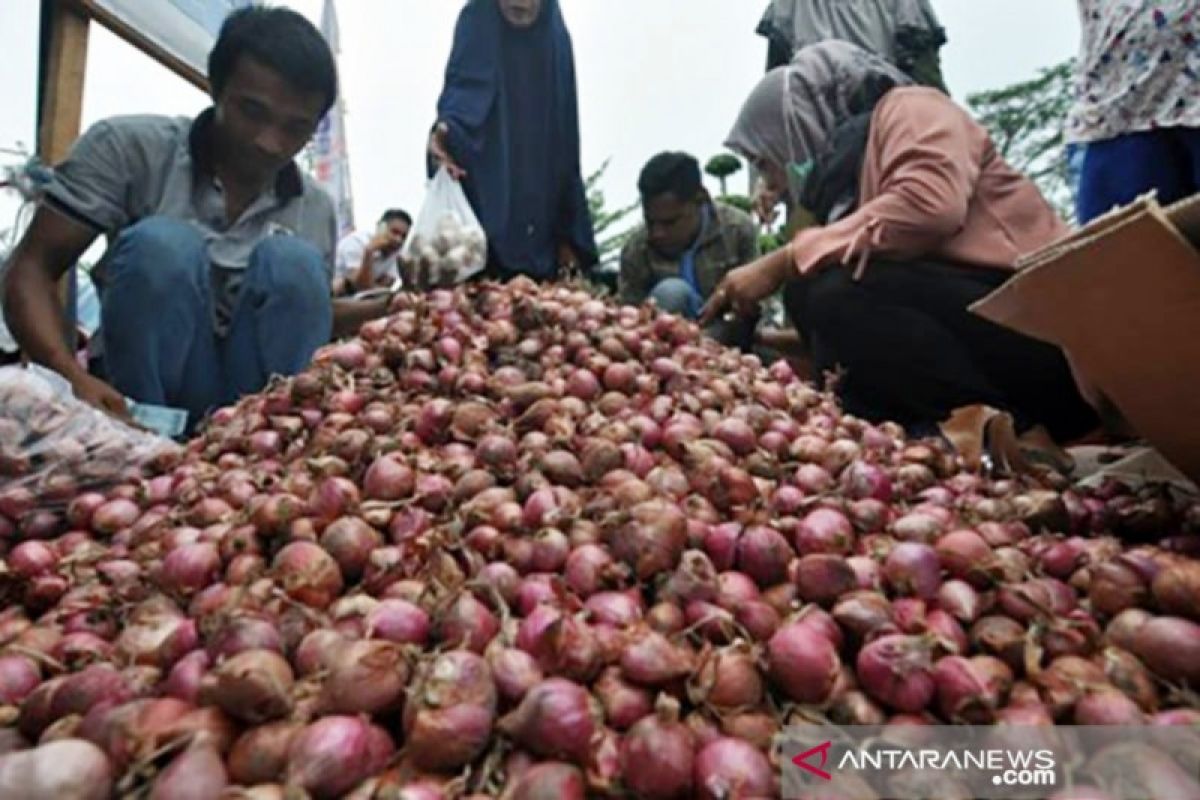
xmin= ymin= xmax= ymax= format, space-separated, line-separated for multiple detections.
xmin=380 ymin=209 xmax=412 ymax=226
xmin=209 ymin=6 xmax=338 ymax=115
xmin=637 ymin=152 xmax=703 ymax=201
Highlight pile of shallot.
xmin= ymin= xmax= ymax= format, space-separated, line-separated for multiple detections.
xmin=0 ymin=277 xmax=1198 ymax=799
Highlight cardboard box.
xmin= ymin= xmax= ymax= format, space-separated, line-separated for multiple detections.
xmin=972 ymin=194 xmax=1200 ymax=484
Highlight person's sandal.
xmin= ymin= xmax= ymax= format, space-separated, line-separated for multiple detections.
xmin=1016 ymin=425 xmax=1076 ymax=476
xmin=940 ymin=406 xmax=1070 ymax=480
xmin=940 ymin=405 xmax=1006 ymax=473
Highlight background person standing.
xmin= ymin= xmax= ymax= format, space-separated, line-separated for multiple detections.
xmin=427 ymin=0 xmax=597 ymax=282
xmin=1069 ymin=0 xmax=1200 ymax=224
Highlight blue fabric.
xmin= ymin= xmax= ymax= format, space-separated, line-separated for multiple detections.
xmin=1064 ymin=143 xmax=1086 ymax=208
xmin=649 ymin=277 xmax=758 ymax=350
xmin=100 ymin=217 xmax=331 ymax=428
xmin=75 ymin=269 xmax=101 ymax=338
xmin=677 ymin=205 xmax=712 ymax=318
xmin=1076 ymin=127 xmax=1200 ymax=224
xmin=437 ymin=0 xmax=596 ymax=279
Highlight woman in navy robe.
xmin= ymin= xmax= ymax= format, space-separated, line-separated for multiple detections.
xmin=428 ymin=0 xmax=597 ymax=281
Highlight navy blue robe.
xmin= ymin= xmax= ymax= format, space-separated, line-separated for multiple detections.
xmin=436 ymin=0 xmax=597 ymax=279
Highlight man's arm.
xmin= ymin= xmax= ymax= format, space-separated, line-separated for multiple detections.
xmin=331 ymin=295 xmax=390 ymax=341
xmin=352 ymin=240 xmax=382 ymax=292
xmin=2 ymin=205 xmax=129 ymax=416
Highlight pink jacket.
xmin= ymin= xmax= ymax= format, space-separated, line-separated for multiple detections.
xmin=791 ymin=87 xmax=1069 ymax=277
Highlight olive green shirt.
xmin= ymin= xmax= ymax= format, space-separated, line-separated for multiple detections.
xmin=618 ymin=202 xmax=759 ymax=305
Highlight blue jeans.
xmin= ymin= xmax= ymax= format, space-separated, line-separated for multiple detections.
xmin=649 ymin=277 xmax=701 ymax=319
xmin=100 ymin=217 xmax=332 ymax=427
xmin=1064 ymin=143 xmax=1086 ymax=210
xmin=649 ymin=276 xmax=757 ymax=351
xmin=1076 ymin=127 xmax=1200 ymax=224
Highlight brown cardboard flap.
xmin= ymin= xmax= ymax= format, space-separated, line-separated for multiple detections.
xmin=1016 ymin=195 xmax=1158 ymax=271
xmin=1166 ymin=193 xmax=1200 ymax=247
xmin=973 ymin=199 xmax=1200 ymax=482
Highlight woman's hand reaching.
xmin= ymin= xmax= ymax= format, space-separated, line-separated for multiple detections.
xmin=699 ymin=245 xmax=795 ymax=325
xmin=428 ymin=122 xmax=467 ymax=180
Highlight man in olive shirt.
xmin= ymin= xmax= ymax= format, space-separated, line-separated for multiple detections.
xmin=2 ymin=7 xmax=389 ymax=430
xmin=620 ymin=152 xmax=759 ymax=347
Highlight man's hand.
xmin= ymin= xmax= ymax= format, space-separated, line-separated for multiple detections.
xmin=699 ymin=249 xmax=792 ymax=325
xmin=332 ymin=295 xmax=392 ymax=340
xmin=429 ymin=122 xmax=467 ymax=181
xmin=69 ymin=372 xmax=131 ymax=420
xmin=367 ymin=230 xmax=399 ymax=256
xmin=355 ymin=232 xmax=402 ymax=292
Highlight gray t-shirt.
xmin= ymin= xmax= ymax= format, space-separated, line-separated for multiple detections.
xmin=45 ymin=110 xmax=337 ymax=335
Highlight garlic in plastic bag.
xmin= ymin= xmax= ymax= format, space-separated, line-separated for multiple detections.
xmin=401 ymin=168 xmax=488 ymax=287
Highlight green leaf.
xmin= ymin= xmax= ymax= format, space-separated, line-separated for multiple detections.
xmin=585 ymin=158 xmax=639 ymax=263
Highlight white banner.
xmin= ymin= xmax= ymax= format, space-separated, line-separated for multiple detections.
xmin=312 ymin=0 xmax=355 ymax=237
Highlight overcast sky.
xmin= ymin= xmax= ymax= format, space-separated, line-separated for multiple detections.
xmin=0 ymin=1 xmax=1081 ymax=245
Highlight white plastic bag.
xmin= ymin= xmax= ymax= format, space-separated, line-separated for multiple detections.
xmin=0 ymin=365 xmax=180 ymax=514
xmin=401 ymin=168 xmax=487 ymax=288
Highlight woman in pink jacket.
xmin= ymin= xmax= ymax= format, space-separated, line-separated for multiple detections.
xmin=704 ymin=42 xmax=1097 ymax=452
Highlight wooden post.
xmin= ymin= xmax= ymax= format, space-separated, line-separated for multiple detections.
xmin=38 ymin=0 xmax=90 ymax=164
xmin=37 ymin=0 xmax=90 ymax=352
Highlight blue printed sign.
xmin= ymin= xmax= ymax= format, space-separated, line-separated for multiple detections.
xmin=91 ymin=0 xmax=253 ymax=77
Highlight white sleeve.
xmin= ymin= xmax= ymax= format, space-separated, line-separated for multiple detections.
xmin=335 ymin=233 xmax=367 ymax=278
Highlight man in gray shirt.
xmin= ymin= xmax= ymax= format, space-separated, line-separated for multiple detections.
xmin=2 ymin=6 xmax=387 ymax=429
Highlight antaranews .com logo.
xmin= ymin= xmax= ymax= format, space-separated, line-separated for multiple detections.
xmin=792 ymin=738 xmax=1056 ymax=788
xmin=781 ymin=725 xmax=1200 ymax=800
